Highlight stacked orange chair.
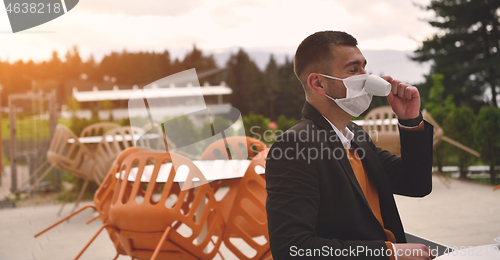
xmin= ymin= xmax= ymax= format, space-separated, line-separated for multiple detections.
xmin=221 ymin=149 xmax=272 ymax=260
xmin=80 ymin=122 xmax=120 ymax=138
xmin=79 ymin=122 xmax=120 ymax=151
xmin=201 ymin=136 xmax=267 ymax=161
xmin=200 ymin=136 xmax=267 ymax=223
xmin=34 ymin=147 xmax=145 ymax=259
xmin=48 ymin=124 xmax=101 ymax=214
xmin=14 ymin=124 xmax=97 ymax=198
xmin=108 ymin=151 xmax=226 ymax=260
xmin=93 ymin=126 xmax=151 ymax=182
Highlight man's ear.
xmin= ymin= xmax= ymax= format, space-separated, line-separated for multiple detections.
xmin=307 ymin=73 xmax=326 ymax=96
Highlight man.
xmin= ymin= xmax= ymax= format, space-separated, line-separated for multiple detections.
xmin=265 ymin=31 xmax=435 ymax=259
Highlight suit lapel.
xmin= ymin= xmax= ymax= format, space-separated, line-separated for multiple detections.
xmin=350 ymin=126 xmax=393 ymax=199
xmin=302 ymin=102 xmax=369 ymax=207
xmin=302 ymin=103 xmax=406 ymax=240
xmin=350 ymin=124 xmax=406 ymax=241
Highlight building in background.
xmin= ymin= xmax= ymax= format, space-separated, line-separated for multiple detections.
xmin=64 ymin=81 xmax=233 ymax=124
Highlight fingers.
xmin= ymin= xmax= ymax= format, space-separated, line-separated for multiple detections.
xmin=391 ymin=80 xmax=418 ymax=101
xmin=381 ymin=75 xmax=393 ymax=82
xmin=386 ymin=91 xmax=395 ymax=105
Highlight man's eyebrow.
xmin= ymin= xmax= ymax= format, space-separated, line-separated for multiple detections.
xmin=343 ymin=60 xmax=367 ymax=69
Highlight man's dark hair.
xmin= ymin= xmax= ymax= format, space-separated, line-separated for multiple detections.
xmin=294 ymin=31 xmax=357 ymax=83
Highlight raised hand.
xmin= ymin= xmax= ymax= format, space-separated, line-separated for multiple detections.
xmin=381 ymin=75 xmax=421 ymax=120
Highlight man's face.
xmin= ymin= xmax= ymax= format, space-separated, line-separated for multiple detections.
xmin=324 ymin=45 xmax=367 ymax=99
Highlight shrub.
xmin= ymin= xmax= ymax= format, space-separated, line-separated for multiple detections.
xmin=443 ymin=107 xmax=476 ymax=179
xmin=474 ymin=106 xmax=500 ymax=184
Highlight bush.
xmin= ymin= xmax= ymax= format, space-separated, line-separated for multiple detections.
xmin=276 ymin=114 xmax=296 ymax=132
xmin=243 ymin=113 xmax=297 ymax=145
xmin=443 ymin=107 xmax=476 ymax=179
xmin=474 ymin=106 xmax=500 ymax=184
xmin=69 ymin=116 xmax=101 ymax=136
xmin=243 ymin=112 xmax=270 ymax=141
xmin=428 ymin=107 xmax=451 ymax=172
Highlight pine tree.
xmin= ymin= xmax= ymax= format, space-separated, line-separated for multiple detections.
xmin=475 ymin=106 xmax=500 ymax=184
xmin=225 ymin=49 xmax=263 ymax=116
xmin=275 ymin=57 xmax=304 ymax=120
xmin=263 ymin=55 xmax=280 ymax=119
xmin=412 ymin=0 xmax=500 ymax=110
xmin=443 ymin=107 xmax=476 ymax=179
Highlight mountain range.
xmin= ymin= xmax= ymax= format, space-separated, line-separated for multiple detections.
xmin=208 ymin=48 xmax=431 ymax=85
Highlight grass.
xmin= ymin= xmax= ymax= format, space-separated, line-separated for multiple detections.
xmin=1 ymin=117 xmax=72 ymax=140
xmin=1 ymin=117 xmax=50 ymax=140
xmin=0 ymin=117 xmax=71 ymax=166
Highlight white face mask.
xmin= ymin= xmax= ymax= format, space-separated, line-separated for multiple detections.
xmin=318 ymin=73 xmax=391 ymax=117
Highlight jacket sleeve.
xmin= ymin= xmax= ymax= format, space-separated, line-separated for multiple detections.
xmin=375 ymin=120 xmax=434 ymax=197
xmin=266 ymin=132 xmax=390 ymax=259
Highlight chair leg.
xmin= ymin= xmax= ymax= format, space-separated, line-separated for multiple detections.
xmin=85 ymin=214 xmax=100 ymax=225
xmin=73 ymin=223 xmax=117 ymax=260
xmin=151 ymin=226 xmax=172 ymax=260
xmin=217 ymin=251 xmax=226 ymax=260
xmin=13 ymin=161 xmax=50 ymax=194
xmin=24 ymin=164 xmax=55 ymax=197
xmin=34 ymin=205 xmax=97 ymax=237
xmin=213 ymin=237 xmax=225 ymax=260
xmin=71 ymin=179 xmax=90 ymax=213
xmin=58 ymin=178 xmax=81 ymax=216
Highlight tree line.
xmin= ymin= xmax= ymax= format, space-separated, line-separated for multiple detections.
xmin=0 ymin=0 xmax=499 ymax=183
xmin=0 ymin=46 xmax=305 ymax=121
xmin=411 ymin=0 xmax=500 ymax=184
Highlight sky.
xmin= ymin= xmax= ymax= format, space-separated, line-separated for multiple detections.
xmin=0 ymin=0 xmax=438 ymax=84
xmin=0 ymin=0 xmax=437 ymax=61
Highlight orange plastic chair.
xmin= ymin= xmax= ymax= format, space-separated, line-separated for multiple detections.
xmin=79 ymin=122 xmax=120 ymax=151
xmin=363 ymin=106 xmax=401 ymax=156
xmin=221 ymin=149 xmax=272 ymax=260
xmin=50 ymin=125 xmax=105 ymax=215
xmin=33 ymin=147 xmax=143 ymax=259
xmin=80 ymin=122 xmax=120 ymax=138
xmin=17 ymin=124 xmax=97 ymax=186
xmin=14 ymin=124 xmax=99 ymax=216
xmin=93 ymin=126 xmax=151 ymax=182
xmin=200 ymin=136 xmax=267 ymax=223
xmin=107 ymin=151 xmax=225 ymax=260
xmin=200 ymin=136 xmax=267 ymax=161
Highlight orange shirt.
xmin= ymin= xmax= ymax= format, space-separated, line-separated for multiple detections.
xmin=346 ymin=122 xmax=424 ymax=260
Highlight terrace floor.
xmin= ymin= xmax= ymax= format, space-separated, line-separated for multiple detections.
xmin=0 ymin=173 xmax=499 ymax=259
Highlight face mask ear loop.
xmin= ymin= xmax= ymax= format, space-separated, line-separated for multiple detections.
xmin=318 ymin=73 xmax=343 ymax=81
xmin=325 ymin=93 xmax=337 ymax=101
xmin=319 ymin=73 xmax=349 ymax=98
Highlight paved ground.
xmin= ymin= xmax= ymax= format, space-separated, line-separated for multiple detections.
xmin=0 ymin=174 xmax=499 ymax=260
xmin=395 ymin=175 xmax=500 ymax=248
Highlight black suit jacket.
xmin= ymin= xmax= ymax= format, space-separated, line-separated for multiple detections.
xmin=265 ymin=102 xmax=434 ymax=259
